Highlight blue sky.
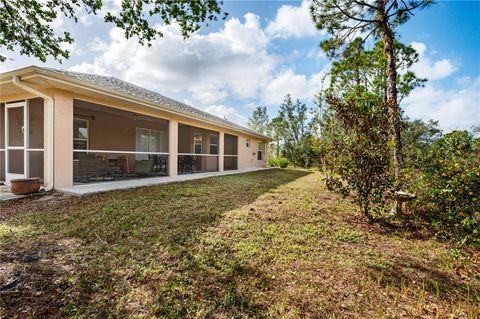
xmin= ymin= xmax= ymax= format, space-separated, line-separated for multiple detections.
xmin=1 ymin=0 xmax=479 ymax=131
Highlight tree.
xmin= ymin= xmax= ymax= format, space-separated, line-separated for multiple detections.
xmin=319 ymin=39 xmax=393 ymax=219
xmin=248 ymin=106 xmax=269 ymax=134
xmin=0 ymin=0 xmax=226 ymax=62
xmin=311 ymin=0 xmax=432 ymax=190
xmin=317 ymin=38 xmax=424 ymax=219
xmin=407 ymin=130 xmax=480 ymax=245
xmin=272 ymin=94 xmax=312 ymax=167
xmin=402 ymin=118 xmax=442 ymax=168
xmin=267 ymin=117 xmax=283 ymax=159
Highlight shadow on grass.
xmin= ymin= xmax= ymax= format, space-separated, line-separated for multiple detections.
xmin=370 ymin=254 xmax=480 ymax=304
xmin=0 ymin=168 xmax=310 ymax=318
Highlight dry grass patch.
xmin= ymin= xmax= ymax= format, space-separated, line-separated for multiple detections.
xmin=0 ymin=169 xmax=478 ymax=318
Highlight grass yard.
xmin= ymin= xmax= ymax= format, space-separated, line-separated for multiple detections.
xmin=0 ymin=169 xmax=478 ymax=318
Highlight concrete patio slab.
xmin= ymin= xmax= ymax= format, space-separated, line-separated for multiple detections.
xmin=0 ymin=184 xmax=48 ymax=202
xmin=57 ymin=167 xmax=273 ymax=197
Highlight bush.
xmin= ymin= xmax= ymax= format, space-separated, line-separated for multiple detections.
xmin=267 ymin=158 xmax=289 ymax=168
xmin=276 ymin=158 xmax=289 ymax=168
xmin=407 ymin=131 xmax=480 ymax=246
xmin=267 ymin=158 xmax=277 ymax=167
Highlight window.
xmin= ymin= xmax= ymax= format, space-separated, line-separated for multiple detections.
xmin=136 ymin=127 xmax=168 ymax=160
xmin=257 ymin=141 xmax=263 ymax=161
xmin=194 ymin=133 xmax=203 ymax=154
xmin=73 ymin=118 xmax=88 ymax=159
xmin=246 ymin=138 xmax=250 ymax=148
xmin=209 ymin=134 xmax=219 ymax=154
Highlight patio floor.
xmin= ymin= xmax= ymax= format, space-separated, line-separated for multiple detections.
xmin=57 ymin=167 xmax=272 ymax=197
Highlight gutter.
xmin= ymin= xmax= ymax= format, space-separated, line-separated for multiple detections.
xmin=12 ymin=76 xmax=54 ymax=191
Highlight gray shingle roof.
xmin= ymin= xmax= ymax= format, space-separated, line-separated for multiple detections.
xmin=44 ymin=67 xmax=267 ymax=138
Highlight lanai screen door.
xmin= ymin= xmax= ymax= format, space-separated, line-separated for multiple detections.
xmin=4 ymin=100 xmax=44 ymax=184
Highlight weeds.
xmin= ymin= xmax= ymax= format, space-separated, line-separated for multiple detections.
xmin=0 ymin=169 xmax=478 ymax=318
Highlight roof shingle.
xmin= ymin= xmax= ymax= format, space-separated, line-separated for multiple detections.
xmin=45 ymin=67 xmax=267 ymax=138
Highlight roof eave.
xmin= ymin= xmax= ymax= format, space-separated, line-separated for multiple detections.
xmin=2 ymin=66 xmax=270 ymax=140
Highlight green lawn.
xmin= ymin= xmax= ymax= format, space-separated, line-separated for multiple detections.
xmin=0 ymin=169 xmax=478 ymax=318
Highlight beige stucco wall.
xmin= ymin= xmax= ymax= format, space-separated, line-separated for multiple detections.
xmin=53 ymin=91 xmax=74 ymax=188
xmin=73 ymin=101 xmax=169 ymax=175
xmin=238 ymin=136 xmax=267 ymax=169
xmin=74 ymin=100 xmax=169 ymax=152
xmin=1 ymin=87 xmax=268 ymax=188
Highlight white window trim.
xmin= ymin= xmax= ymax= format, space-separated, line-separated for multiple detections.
xmin=209 ymin=133 xmax=219 ymax=155
xmin=257 ymin=141 xmax=264 ymax=161
xmin=73 ymin=117 xmax=89 ymax=149
xmin=178 ymin=153 xmax=219 ymax=157
xmin=135 ymin=127 xmax=168 ymax=160
xmin=194 ymin=133 xmax=203 ymax=154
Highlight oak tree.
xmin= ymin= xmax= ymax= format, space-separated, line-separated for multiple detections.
xmin=0 ymin=0 xmax=226 ymax=62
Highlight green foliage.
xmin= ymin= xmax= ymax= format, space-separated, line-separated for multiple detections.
xmin=276 ymin=158 xmax=289 ymax=168
xmin=267 ymin=157 xmax=289 ymax=168
xmin=316 ymin=38 xmax=424 ymax=219
xmin=275 ymin=158 xmax=289 ymax=168
xmin=311 ymin=0 xmax=433 ymax=56
xmin=267 ymin=157 xmax=276 ymax=167
xmin=247 ymin=106 xmax=269 ymax=134
xmin=322 ymin=88 xmax=393 ymax=220
xmin=402 ymin=118 xmax=442 ymax=168
xmin=311 ymin=0 xmax=433 ymax=191
xmin=406 ymin=131 xmax=480 ymax=245
xmin=271 ymin=95 xmax=314 ymax=168
xmin=0 ymin=0 xmax=225 ymax=62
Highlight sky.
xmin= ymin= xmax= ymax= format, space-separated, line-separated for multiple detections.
xmin=1 ymin=0 xmax=479 ymax=131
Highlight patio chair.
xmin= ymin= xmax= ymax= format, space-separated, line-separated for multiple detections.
xmin=181 ymin=155 xmax=194 ymax=174
xmin=96 ymin=156 xmax=109 ymax=178
xmin=192 ymin=156 xmax=199 ymax=173
xmin=77 ymin=153 xmax=98 ymax=182
xmin=151 ymin=154 xmax=168 ymax=175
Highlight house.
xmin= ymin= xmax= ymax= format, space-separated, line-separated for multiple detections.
xmin=0 ymin=66 xmax=269 ymax=192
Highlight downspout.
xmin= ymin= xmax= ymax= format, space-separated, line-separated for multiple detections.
xmin=12 ymin=76 xmax=54 ymax=191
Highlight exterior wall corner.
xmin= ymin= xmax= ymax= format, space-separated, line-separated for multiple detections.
xmin=53 ymin=92 xmax=74 ymax=188
xmin=168 ymin=119 xmax=178 ymax=176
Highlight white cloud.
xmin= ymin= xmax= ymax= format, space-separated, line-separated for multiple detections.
xmin=307 ymin=47 xmax=326 ymax=61
xmin=263 ymin=69 xmax=326 ymax=104
xmin=403 ymin=77 xmax=480 ymax=131
xmin=266 ymin=0 xmax=319 ymax=38
xmin=410 ymin=42 xmax=456 ymax=81
xmin=202 ymin=104 xmax=248 ymax=126
xmin=71 ymin=14 xmax=276 ymax=105
xmin=69 ymin=12 xmax=326 ymax=108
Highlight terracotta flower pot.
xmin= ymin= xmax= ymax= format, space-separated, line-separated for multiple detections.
xmin=10 ymin=178 xmax=41 ymax=195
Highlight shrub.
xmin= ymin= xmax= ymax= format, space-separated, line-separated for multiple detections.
xmin=267 ymin=158 xmax=289 ymax=168
xmin=276 ymin=158 xmax=289 ymax=168
xmin=267 ymin=158 xmax=277 ymax=167
xmin=407 ymin=131 xmax=480 ymax=246
xmin=322 ymin=88 xmax=393 ymax=221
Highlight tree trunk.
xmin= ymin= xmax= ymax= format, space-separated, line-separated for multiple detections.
xmin=380 ymin=20 xmax=403 ymax=214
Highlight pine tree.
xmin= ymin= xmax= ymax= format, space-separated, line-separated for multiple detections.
xmin=311 ymin=0 xmax=432 ymax=200
xmin=248 ymin=106 xmax=269 ymax=134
